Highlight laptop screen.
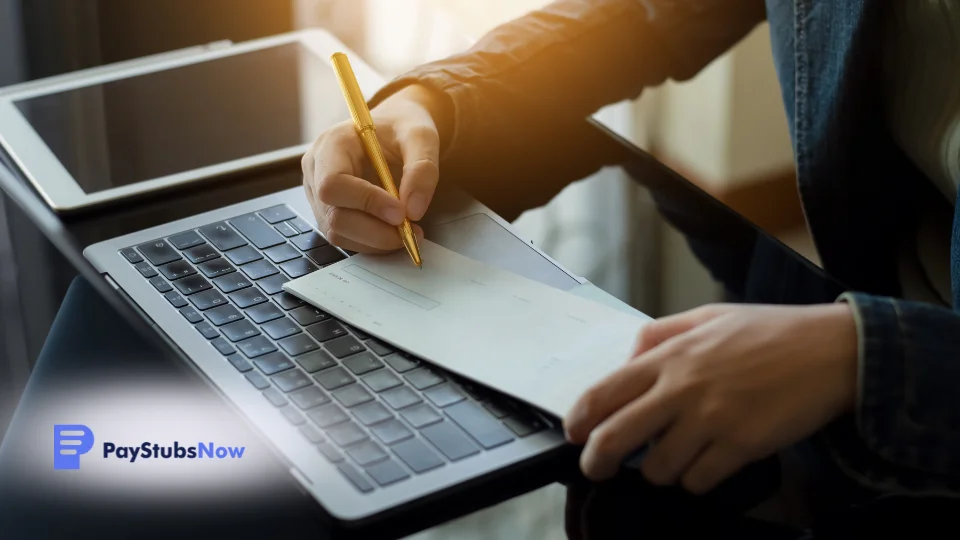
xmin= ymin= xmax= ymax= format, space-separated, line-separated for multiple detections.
xmin=13 ymin=42 xmax=347 ymax=194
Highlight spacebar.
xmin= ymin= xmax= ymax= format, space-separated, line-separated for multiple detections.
xmin=444 ymin=401 xmax=515 ymax=449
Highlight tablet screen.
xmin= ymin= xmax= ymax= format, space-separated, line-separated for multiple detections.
xmin=13 ymin=43 xmax=347 ymax=194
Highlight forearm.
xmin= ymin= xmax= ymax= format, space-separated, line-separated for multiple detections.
xmin=823 ymin=293 xmax=960 ymax=494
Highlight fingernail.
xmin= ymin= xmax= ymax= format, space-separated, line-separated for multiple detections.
xmin=407 ymin=194 xmax=427 ymax=220
xmin=382 ymin=206 xmax=405 ymax=225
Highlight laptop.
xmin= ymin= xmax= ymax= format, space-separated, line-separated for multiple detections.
xmin=0 ymin=30 xmax=596 ymax=523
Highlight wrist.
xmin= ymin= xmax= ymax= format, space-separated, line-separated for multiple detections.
xmin=820 ymin=303 xmax=859 ymax=414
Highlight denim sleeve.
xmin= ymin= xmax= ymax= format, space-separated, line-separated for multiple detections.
xmin=822 ymin=292 xmax=960 ymax=494
xmin=366 ymin=0 xmax=765 ymax=216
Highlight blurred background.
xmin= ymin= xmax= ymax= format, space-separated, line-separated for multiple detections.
xmin=0 ymin=1 xmax=813 ymax=534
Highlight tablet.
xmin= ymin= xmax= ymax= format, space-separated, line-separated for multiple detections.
xmin=0 ymin=29 xmax=383 ymax=212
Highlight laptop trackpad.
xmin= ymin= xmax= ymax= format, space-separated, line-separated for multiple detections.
xmin=424 ymin=214 xmax=580 ymax=291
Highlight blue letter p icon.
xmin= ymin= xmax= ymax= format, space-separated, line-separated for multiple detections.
xmin=54 ymin=424 xmax=94 ymax=470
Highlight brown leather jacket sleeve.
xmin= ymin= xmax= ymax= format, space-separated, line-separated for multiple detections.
xmin=369 ymin=0 xmax=766 ymax=218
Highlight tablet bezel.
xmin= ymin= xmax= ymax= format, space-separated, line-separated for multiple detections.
xmin=0 ymin=29 xmax=383 ymax=213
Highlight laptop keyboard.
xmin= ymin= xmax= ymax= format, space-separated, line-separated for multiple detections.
xmin=120 ymin=204 xmax=546 ymax=493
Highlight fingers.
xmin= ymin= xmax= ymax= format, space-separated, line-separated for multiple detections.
xmin=632 ymin=304 xmax=733 ymax=357
xmin=578 ymin=382 xmax=677 ymax=480
xmin=321 ymin=208 xmax=405 ymax=252
xmin=396 ymin=126 xmax=440 ymax=220
xmin=315 ymin=173 xmax=406 ymax=226
xmin=639 ymin=412 xmax=711 ymax=486
xmin=680 ymin=443 xmax=748 ymax=495
xmin=564 ymin=359 xmax=660 ymax=444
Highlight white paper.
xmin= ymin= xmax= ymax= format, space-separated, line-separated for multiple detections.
xmin=283 ymin=241 xmax=651 ymax=419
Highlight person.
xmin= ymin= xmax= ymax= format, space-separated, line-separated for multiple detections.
xmin=301 ymin=0 xmax=960 ymax=502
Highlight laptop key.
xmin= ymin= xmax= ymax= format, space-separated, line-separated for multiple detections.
xmin=272 ymin=369 xmax=312 ymax=393
xmin=280 ymin=406 xmax=306 ymax=426
xmin=227 ymin=356 xmax=253 ymax=373
xmin=299 ymin=424 xmax=325 ymax=444
xmin=120 ymin=247 xmax=143 ymax=264
xmin=274 ymin=221 xmax=299 ymax=238
xmin=258 ymin=274 xmax=289 ymax=295
xmin=174 ymin=274 xmax=211 ymax=296
xmin=289 ymin=217 xmax=314 ymax=234
xmin=405 ymin=368 xmax=445 ymax=390
xmin=229 ymin=213 xmax=284 ymax=249
xmin=370 ymin=419 xmax=413 ymax=445
xmin=210 ymin=337 xmax=235 ymax=356
xmin=342 ymin=352 xmax=383 ymax=376
xmin=392 ymin=438 xmax=444 ymax=473
xmin=205 ymin=304 xmax=243 ymax=326
xmin=252 ymin=352 xmax=294 ymax=375
xmin=278 ymin=334 xmax=319 ymax=356
xmin=290 ymin=232 xmax=327 ymax=251
xmin=194 ymin=321 xmax=219 ymax=340
xmin=290 ymin=306 xmax=328 ymax=326
xmin=168 ymin=231 xmax=204 ymax=250
xmin=262 ymin=387 xmax=288 ymax=407
xmin=306 ymin=320 xmax=347 ymax=342
xmin=229 ymin=287 xmax=267 ymax=309
xmin=318 ymin=442 xmax=344 ymax=463
xmin=163 ymin=291 xmax=187 ymax=308
xmin=420 ymin=421 xmax=481 ymax=461
xmin=259 ymin=205 xmax=297 ymax=224
xmin=400 ymin=403 xmax=442 ymax=428
xmin=213 ymin=273 xmax=252 ymax=294
xmin=245 ymin=301 xmax=284 ymax=324
xmin=346 ymin=440 xmax=388 ymax=466
xmin=482 ymin=400 xmax=512 ymax=419
xmin=308 ymin=404 xmax=349 ymax=428
xmin=289 ymin=386 xmax=329 ymax=409
xmin=179 ymin=307 xmax=203 ymax=324
xmin=275 ymin=292 xmax=306 ymax=310
xmin=189 ymin=289 xmax=228 ymax=311
xmin=367 ymin=339 xmax=394 ymax=356
xmin=241 ymin=259 xmax=279 ymax=280
xmin=352 ymin=401 xmax=392 ymax=426
xmin=365 ymin=458 xmax=410 ymax=487
xmin=362 ymin=370 xmax=402 ymax=393
xmin=327 ymin=420 xmax=368 ymax=447
xmin=224 ymin=245 xmax=262 ymax=266
xmin=332 ymin=384 xmax=374 ymax=408
xmin=383 ymin=354 xmax=419 ymax=373
xmin=305 ymin=245 xmax=345 ymax=266
xmin=381 ymin=386 xmax=422 ymax=410
xmin=149 ymin=276 xmax=173 ymax=293
xmin=184 ymin=243 xmax=219 ymax=264
xmin=244 ymin=370 xmax=271 ymax=390
xmin=198 ymin=222 xmax=247 ymax=251
xmin=295 ymin=349 xmax=336 ymax=373
xmin=503 ymin=415 xmax=545 ymax=437
xmin=327 ymin=337 xmax=367 ymax=360
xmin=137 ymin=240 xmax=181 ymax=266
xmin=315 ymin=366 xmax=355 ymax=390
xmin=279 ymin=258 xmax=318 ymax=278
xmin=445 ymin=401 xmax=514 ymax=449
xmin=337 ymin=463 xmax=374 ymax=493
xmin=262 ymin=316 xmax=301 ymax=340
xmin=197 ymin=258 xmax=235 ymax=278
xmin=135 ymin=262 xmax=158 ymax=278
xmin=424 ymin=384 xmax=467 ymax=408
xmin=236 ymin=336 xmax=277 ymax=359
xmin=263 ymin=243 xmax=300 ymax=263
xmin=221 ymin=320 xmax=260 ymax=342
xmin=159 ymin=260 xmax=196 ymax=281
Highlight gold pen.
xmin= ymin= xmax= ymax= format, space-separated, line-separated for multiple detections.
xmin=330 ymin=52 xmax=423 ymax=269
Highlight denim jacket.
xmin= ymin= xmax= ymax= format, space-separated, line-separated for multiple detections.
xmin=370 ymin=0 xmax=960 ymax=495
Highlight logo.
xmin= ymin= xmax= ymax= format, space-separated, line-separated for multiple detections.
xmin=54 ymin=424 xmax=95 ymax=470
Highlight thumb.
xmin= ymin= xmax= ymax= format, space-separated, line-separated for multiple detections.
xmin=397 ymin=125 xmax=440 ymax=221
